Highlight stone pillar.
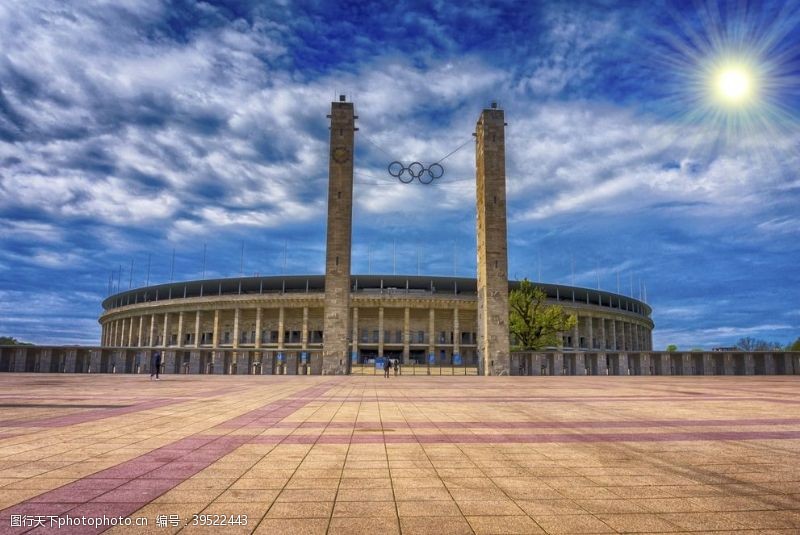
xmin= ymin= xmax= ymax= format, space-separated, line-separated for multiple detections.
xmin=12 ymin=348 xmax=27 ymax=372
xmin=610 ymin=320 xmax=617 ymax=351
xmin=278 ymin=306 xmax=285 ymax=350
xmin=615 ymin=353 xmax=628 ymax=375
xmin=177 ymin=311 xmax=185 ymax=348
xmin=596 ymin=353 xmax=608 ymax=375
xmin=162 ymin=313 xmax=170 ymax=347
xmin=764 ymin=353 xmax=775 ymax=375
xmin=453 ymin=307 xmax=460 ymax=363
xmin=352 ymin=307 xmax=359 ymax=364
xmin=378 ymin=306 xmax=384 ymax=358
xmin=322 ymin=97 xmax=355 ymax=375
xmin=137 ymin=316 xmax=144 ymax=347
xmin=126 ymin=318 xmax=133 ymax=346
xmin=640 ymin=353 xmax=651 ymax=375
xmin=212 ymin=309 xmax=220 ymax=348
xmin=302 ymin=306 xmax=309 ymax=350
xmin=189 ymin=350 xmax=202 ymax=374
xmin=148 ymin=314 xmax=156 ymax=347
xmin=475 ymin=104 xmax=510 ymax=376
xmin=254 ymin=307 xmax=262 ymax=349
xmin=723 ymin=353 xmax=735 ymax=375
xmin=587 ymin=315 xmax=594 ymax=349
xmin=744 ymin=353 xmax=755 ymax=375
xmin=552 ymin=353 xmax=564 ymax=376
xmin=194 ymin=310 xmax=201 ymax=347
xmin=572 ymin=320 xmax=579 ymax=350
xmin=403 ymin=307 xmax=410 ymax=364
xmin=163 ymin=350 xmax=176 ymax=374
xmin=235 ymin=352 xmax=248 ymax=375
xmin=39 ymin=349 xmax=52 ymax=373
xmin=64 ymin=349 xmax=77 ymax=373
xmin=428 ymin=308 xmax=435 ymax=364
xmin=598 ymin=317 xmax=606 ymax=350
xmin=232 ymin=308 xmax=240 ymax=349
xmin=88 ymin=349 xmax=100 ymax=373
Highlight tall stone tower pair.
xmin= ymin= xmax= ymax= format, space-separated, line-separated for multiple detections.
xmin=321 ymin=97 xmax=509 ymax=375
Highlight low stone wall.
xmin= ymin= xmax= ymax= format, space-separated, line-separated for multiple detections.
xmin=1 ymin=346 xmax=798 ymax=376
xmin=510 ymin=351 xmax=800 ymax=376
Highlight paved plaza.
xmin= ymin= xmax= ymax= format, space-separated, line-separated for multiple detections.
xmin=0 ymin=375 xmax=799 ymax=534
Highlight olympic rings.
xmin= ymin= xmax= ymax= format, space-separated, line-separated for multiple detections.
xmin=388 ymin=161 xmax=445 ymax=184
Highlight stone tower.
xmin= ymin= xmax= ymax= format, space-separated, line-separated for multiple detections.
xmin=322 ymin=96 xmax=356 ymax=374
xmin=475 ymin=104 xmax=510 ymax=376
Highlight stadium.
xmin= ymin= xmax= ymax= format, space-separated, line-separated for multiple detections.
xmin=97 ymin=274 xmax=654 ymax=375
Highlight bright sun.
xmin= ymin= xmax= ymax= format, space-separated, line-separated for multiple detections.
xmin=714 ymin=64 xmax=754 ymax=105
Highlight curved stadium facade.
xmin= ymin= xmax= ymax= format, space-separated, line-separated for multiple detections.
xmin=99 ymin=274 xmax=653 ymax=374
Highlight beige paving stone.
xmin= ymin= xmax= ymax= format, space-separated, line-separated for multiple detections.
xmin=456 ymin=499 xmax=526 ymax=516
xmin=399 ymin=516 xmax=474 ymax=535
xmin=327 ymin=516 xmax=400 ymax=534
xmin=265 ymin=501 xmax=333 ymax=518
xmin=253 ymin=518 xmax=328 ymax=534
xmin=466 ymin=515 xmax=546 ymax=534
xmin=533 ymin=514 xmax=615 ymax=534
xmin=333 ymin=500 xmax=397 ymax=517
xmin=396 ymin=500 xmax=462 ymax=517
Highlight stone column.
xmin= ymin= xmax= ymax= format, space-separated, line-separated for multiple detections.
xmin=212 ymin=309 xmax=220 ymax=348
xmin=640 ymin=353 xmax=651 ymax=375
xmin=148 ymin=314 xmax=156 ymax=347
xmin=378 ymin=306 xmax=384 ymax=358
xmin=64 ymin=349 xmax=77 ymax=373
xmin=587 ymin=315 xmax=594 ymax=349
xmin=428 ymin=308 xmax=435 ymax=364
xmin=475 ymin=104 xmax=510 ymax=376
xmin=322 ymin=97 xmax=355 ymax=375
xmin=255 ymin=307 xmax=262 ymax=349
xmin=453 ymin=307 xmax=460 ymax=363
xmin=12 ymin=348 xmax=27 ymax=372
xmin=552 ymin=353 xmax=564 ymax=375
xmin=744 ymin=353 xmax=755 ymax=375
xmin=39 ymin=349 xmax=52 ymax=373
xmin=352 ymin=307 xmax=359 ymax=364
xmin=125 ymin=318 xmax=132 ymax=347
xmin=177 ymin=311 xmax=185 ymax=348
xmin=111 ymin=320 xmax=118 ymax=346
xmin=163 ymin=350 xmax=176 ymax=374
xmin=302 ymin=306 xmax=309 ymax=350
xmin=402 ymin=307 xmax=410 ymax=364
xmin=596 ymin=353 xmax=608 ymax=375
xmin=616 ymin=353 xmax=628 ymax=375
xmin=598 ymin=317 xmax=606 ymax=350
xmin=137 ymin=316 xmax=144 ymax=347
xmin=278 ymin=306 xmax=285 ymax=350
xmin=572 ymin=320 xmax=579 ymax=350
xmin=189 ymin=350 xmax=202 ymax=374
xmin=194 ymin=310 xmax=201 ymax=347
xmin=232 ymin=308 xmax=240 ymax=349
xmin=162 ymin=312 xmax=170 ymax=347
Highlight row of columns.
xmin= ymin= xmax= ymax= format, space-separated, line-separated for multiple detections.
xmin=350 ymin=306 xmax=468 ymax=363
xmin=101 ymin=306 xmax=308 ymax=352
xmin=103 ymin=307 xmax=652 ymax=354
xmin=569 ymin=315 xmax=652 ymax=351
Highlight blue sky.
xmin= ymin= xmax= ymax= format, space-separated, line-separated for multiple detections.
xmin=1 ymin=0 xmax=798 ymax=349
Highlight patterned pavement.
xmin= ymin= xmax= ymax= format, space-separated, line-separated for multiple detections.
xmin=0 ymin=374 xmax=799 ymax=534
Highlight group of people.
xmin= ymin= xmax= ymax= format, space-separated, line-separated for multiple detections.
xmin=383 ymin=358 xmax=400 ymax=378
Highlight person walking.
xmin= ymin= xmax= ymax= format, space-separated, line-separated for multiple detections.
xmin=384 ymin=358 xmax=391 ymax=378
xmin=150 ymin=351 xmax=162 ymax=381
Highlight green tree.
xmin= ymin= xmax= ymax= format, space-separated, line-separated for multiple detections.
xmin=788 ymin=337 xmax=800 ymax=351
xmin=509 ymin=279 xmax=577 ymax=350
xmin=0 ymin=336 xmax=32 ymax=346
xmin=666 ymin=344 xmax=678 ymax=352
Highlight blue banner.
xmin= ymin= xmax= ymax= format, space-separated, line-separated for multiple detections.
xmin=428 ymin=353 xmax=435 ymax=365
xmin=300 ymin=352 xmax=308 ymax=364
xmin=351 ymin=351 xmax=358 ymax=364
xmin=276 ymin=352 xmax=284 ymax=363
xmin=375 ymin=358 xmax=385 ymax=370
xmin=453 ymin=353 xmax=462 ymax=366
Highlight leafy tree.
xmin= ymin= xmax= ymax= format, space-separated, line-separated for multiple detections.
xmin=788 ymin=337 xmax=800 ymax=351
xmin=0 ymin=336 xmax=32 ymax=346
xmin=666 ymin=344 xmax=678 ymax=352
xmin=736 ymin=337 xmax=782 ymax=351
xmin=509 ymin=279 xmax=577 ymax=350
